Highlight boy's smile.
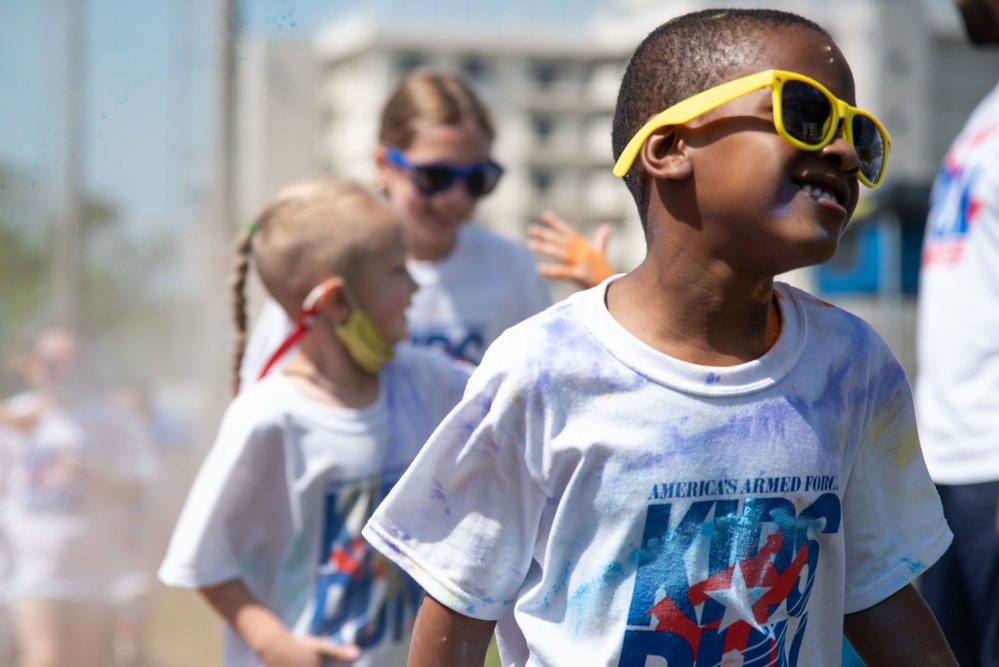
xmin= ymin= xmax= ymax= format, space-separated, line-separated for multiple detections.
xmin=679 ymin=25 xmax=863 ymax=275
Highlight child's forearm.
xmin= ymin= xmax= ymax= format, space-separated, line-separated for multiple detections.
xmin=199 ymin=579 xmax=292 ymax=658
xmin=408 ymin=594 xmax=497 ymax=667
xmin=199 ymin=579 xmax=361 ymax=667
xmin=843 ymin=583 xmax=958 ymax=666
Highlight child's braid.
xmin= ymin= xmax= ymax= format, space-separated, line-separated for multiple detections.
xmin=228 ymin=224 xmax=255 ymax=397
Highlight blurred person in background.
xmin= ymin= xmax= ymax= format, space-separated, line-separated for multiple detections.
xmin=915 ymin=1 xmax=999 ymax=665
xmin=0 ymin=323 xmax=158 ymax=667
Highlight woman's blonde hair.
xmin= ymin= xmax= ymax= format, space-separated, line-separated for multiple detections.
xmin=378 ymin=68 xmax=496 ymax=150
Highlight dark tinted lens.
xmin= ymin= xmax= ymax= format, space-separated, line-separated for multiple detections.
xmin=781 ymin=80 xmax=832 ymax=146
xmin=466 ymin=164 xmax=503 ymax=196
xmin=412 ymin=166 xmax=455 ymax=195
xmin=852 ymin=115 xmax=884 ymax=183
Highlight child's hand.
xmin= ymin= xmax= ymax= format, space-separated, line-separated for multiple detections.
xmin=259 ymin=633 xmax=361 ymax=667
xmin=528 ymin=210 xmax=616 ymax=289
xmin=199 ymin=581 xmax=362 ymax=667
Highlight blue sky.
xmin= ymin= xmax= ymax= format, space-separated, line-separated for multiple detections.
xmin=0 ymin=0 xmax=600 ymax=236
xmin=0 ymin=0 xmax=968 ymax=238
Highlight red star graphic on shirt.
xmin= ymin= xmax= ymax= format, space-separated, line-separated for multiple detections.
xmin=646 ymin=531 xmax=809 ymax=659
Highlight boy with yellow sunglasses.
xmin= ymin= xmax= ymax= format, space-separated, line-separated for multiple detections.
xmin=364 ymin=8 xmax=957 ymax=666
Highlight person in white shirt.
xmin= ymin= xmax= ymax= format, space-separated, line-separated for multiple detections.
xmin=158 ymin=178 xmax=470 ymax=667
xmin=0 ymin=323 xmax=158 ymax=667
xmin=364 ymin=8 xmax=957 ymax=666
xmin=914 ymin=1 xmax=999 ymax=664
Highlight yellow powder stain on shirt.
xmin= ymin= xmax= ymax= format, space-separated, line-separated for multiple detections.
xmin=894 ymin=431 xmax=921 ymax=467
xmin=870 ymin=409 xmax=921 ymax=467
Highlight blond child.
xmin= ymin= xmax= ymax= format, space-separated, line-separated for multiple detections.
xmin=158 ymin=178 xmax=470 ymax=667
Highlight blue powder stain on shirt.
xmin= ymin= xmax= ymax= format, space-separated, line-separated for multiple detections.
xmin=541 ymin=311 xmax=590 ymax=348
xmin=429 ymin=478 xmax=452 ymax=516
xmin=471 ymin=393 xmax=493 ymax=417
xmin=542 ymin=560 xmax=573 ymax=608
xmin=901 ymin=557 xmax=925 ymax=575
xmin=604 ymin=560 xmax=624 ymax=581
xmin=539 ymin=310 xmax=608 ymax=369
xmin=534 ymin=367 xmax=553 ymax=394
xmin=565 ymin=559 xmax=631 ymax=630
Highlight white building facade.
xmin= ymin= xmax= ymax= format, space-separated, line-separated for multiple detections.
xmin=234 ymin=0 xmax=998 ymax=368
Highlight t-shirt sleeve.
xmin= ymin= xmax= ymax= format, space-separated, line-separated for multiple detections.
xmin=841 ymin=349 xmax=952 ymax=613
xmin=158 ymin=396 xmax=291 ymax=589
xmin=363 ymin=356 xmax=548 ymax=621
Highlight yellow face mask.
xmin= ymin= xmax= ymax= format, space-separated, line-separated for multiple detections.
xmin=334 ymin=306 xmax=395 ymax=375
xmin=256 ymin=281 xmax=396 ymax=381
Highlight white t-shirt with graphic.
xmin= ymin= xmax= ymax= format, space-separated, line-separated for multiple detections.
xmin=159 ymin=347 xmax=470 ymax=667
xmin=0 ymin=392 xmax=158 ymax=603
xmin=915 ymin=82 xmax=999 ymax=485
xmin=239 ymin=224 xmax=552 ymax=388
xmin=364 ymin=279 xmax=951 ymax=667
xmin=405 ymin=223 xmax=551 ymax=364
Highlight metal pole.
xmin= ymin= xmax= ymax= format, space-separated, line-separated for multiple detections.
xmin=54 ymin=0 xmax=85 ymax=322
xmin=217 ymin=0 xmax=240 ymax=245
xmin=201 ymin=0 xmax=241 ymax=406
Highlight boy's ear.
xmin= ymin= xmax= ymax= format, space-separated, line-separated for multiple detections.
xmin=638 ymin=128 xmax=693 ymax=182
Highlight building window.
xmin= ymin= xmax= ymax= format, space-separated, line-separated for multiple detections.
xmin=397 ymin=52 xmax=428 ymax=74
xmin=461 ymin=56 xmax=490 ymax=82
xmin=530 ymin=168 xmax=555 ymax=197
xmin=529 ymin=60 xmax=561 ymax=90
xmin=532 ymin=114 xmax=556 ymax=143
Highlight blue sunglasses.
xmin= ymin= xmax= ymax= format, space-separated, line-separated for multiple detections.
xmin=385 ymin=147 xmax=504 ymax=197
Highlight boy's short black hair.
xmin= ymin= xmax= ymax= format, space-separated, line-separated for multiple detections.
xmin=612 ymin=8 xmax=832 ymax=205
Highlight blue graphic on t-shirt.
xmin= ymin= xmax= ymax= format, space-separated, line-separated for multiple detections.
xmin=927 ymin=163 xmax=980 ymax=242
xmin=619 ymin=492 xmax=841 ymax=667
xmin=410 ymin=326 xmax=485 ymax=364
xmin=309 ymin=480 xmax=423 ymax=647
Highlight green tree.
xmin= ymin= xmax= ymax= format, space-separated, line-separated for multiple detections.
xmin=0 ymin=163 xmax=178 ymax=395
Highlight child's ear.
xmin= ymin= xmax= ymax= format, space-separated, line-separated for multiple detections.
xmin=638 ymin=128 xmax=693 ymax=182
xmin=311 ymin=277 xmax=352 ymax=323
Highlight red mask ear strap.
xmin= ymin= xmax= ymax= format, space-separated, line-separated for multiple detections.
xmin=256 ymin=284 xmax=327 ymax=381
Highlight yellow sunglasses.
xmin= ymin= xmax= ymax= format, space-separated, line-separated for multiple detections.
xmin=613 ymin=69 xmax=892 ymax=188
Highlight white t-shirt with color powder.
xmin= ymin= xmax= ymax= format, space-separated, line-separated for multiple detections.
xmin=159 ymin=347 xmax=471 ymax=667
xmin=364 ymin=279 xmax=951 ymax=667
